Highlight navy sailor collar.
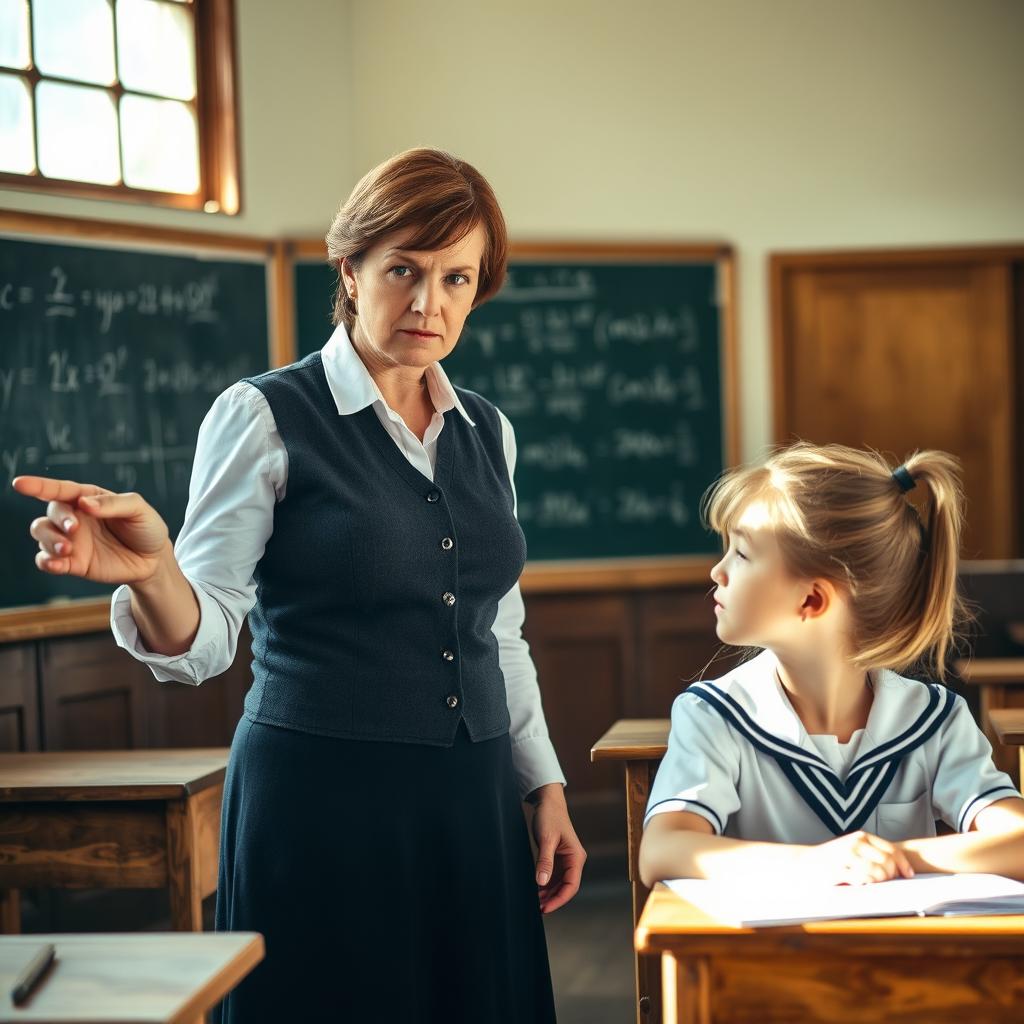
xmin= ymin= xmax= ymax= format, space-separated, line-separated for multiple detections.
xmin=688 ymin=649 xmax=956 ymax=836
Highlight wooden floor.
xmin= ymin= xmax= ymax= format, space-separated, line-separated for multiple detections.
xmin=544 ymin=877 xmax=636 ymax=1024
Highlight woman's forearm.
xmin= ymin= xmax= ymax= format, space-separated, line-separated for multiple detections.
xmin=898 ymin=829 xmax=1024 ymax=881
xmin=129 ymin=543 xmax=202 ymax=656
xmin=638 ymin=823 xmax=803 ymax=888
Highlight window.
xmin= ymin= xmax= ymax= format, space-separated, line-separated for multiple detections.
xmin=0 ymin=0 xmax=240 ymax=214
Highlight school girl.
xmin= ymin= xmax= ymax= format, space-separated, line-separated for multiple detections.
xmin=639 ymin=442 xmax=1024 ymax=888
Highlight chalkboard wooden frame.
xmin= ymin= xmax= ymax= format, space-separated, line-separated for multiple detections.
xmin=0 ymin=210 xmax=286 ymax=642
xmin=282 ymin=238 xmax=740 ymax=592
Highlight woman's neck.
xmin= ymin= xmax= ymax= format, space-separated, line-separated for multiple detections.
xmin=771 ymin=647 xmax=873 ymax=742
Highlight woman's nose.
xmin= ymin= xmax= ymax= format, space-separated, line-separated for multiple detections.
xmin=411 ymin=278 xmax=442 ymax=319
xmin=710 ymin=560 xmax=726 ymax=586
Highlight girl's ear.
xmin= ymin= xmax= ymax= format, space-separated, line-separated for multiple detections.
xmin=800 ymin=579 xmax=834 ymax=621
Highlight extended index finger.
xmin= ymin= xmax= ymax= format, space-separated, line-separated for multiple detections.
xmin=11 ymin=476 xmax=111 ymax=504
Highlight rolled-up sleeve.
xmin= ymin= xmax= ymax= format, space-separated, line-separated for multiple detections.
xmin=493 ymin=406 xmax=567 ymax=800
xmin=109 ymin=381 xmax=284 ymax=685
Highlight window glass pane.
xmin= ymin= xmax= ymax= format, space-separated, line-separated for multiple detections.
xmin=120 ymin=92 xmax=198 ymax=193
xmin=0 ymin=71 xmax=34 ymax=172
xmin=37 ymin=79 xmax=119 ymax=183
xmin=32 ymin=0 xmax=116 ymax=86
xmin=0 ymin=0 xmax=30 ymax=69
xmin=116 ymin=0 xmax=195 ymax=100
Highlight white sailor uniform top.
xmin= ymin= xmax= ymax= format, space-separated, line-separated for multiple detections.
xmin=644 ymin=649 xmax=1019 ymax=844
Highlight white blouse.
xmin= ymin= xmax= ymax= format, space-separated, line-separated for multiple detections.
xmin=110 ymin=322 xmax=567 ymax=801
xmin=645 ymin=648 xmax=1019 ymax=843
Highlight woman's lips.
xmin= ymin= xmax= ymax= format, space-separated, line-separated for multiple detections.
xmin=400 ymin=329 xmax=438 ymax=338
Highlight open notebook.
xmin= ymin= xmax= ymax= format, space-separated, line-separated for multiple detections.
xmin=664 ymin=873 xmax=1024 ymax=928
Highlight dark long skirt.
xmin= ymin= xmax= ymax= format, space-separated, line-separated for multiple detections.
xmin=211 ymin=714 xmax=558 ymax=1023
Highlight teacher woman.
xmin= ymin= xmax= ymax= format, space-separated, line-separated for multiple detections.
xmin=13 ymin=148 xmax=585 ymax=1022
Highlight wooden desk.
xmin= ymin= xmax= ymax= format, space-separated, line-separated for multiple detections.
xmin=989 ymin=707 xmax=1024 ymax=792
xmin=592 ymin=719 xmax=670 ymax=1024
xmin=636 ymin=883 xmax=1024 ymax=1023
xmin=956 ymin=657 xmax=1024 ymax=782
xmin=0 ymin=750 xmax=229 ymax=934
xmin=0 ymin=931 xmax=263 ymax=1023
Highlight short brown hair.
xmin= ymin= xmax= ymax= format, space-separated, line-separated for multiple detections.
xmin=325 ymin=147 xmax=509 ymax=330
xmin=701 ymin=441 xmax=970 ymax=680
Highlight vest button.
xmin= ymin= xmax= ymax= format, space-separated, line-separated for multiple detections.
xmin=441 ymin=649 xmax=455 ymax=662
xmin=446 ymin=695 xmax=459 ymax=708
xmin=441 ymin=537 xmax=454 ymax=551
xmin=442 ymin=592 xmax=456 ymax=607
xmin=426 ymin=490 xmax=440 ymax=503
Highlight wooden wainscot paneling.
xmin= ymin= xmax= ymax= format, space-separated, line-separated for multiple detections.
xmin=39 ymin=633 xmax=152 ymax=751
xmin=0 ymin=643 xmax=39 ymax=752
xmin=632 ymin=587 xmax=736 ymax=718
xmin=772 ymin=246 xmax=1024 ymax=560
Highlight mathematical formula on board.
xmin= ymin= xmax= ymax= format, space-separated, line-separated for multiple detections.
xmin=442 ymin=261 xmax=722 ymax=549
xmin=1 ymin=233 xmax=270 ymax=606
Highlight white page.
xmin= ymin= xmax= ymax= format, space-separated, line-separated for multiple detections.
xmin=663 ymin=873 xmax=1024 ymax=927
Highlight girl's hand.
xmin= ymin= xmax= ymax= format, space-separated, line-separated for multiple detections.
xmin=13 ymin=476 xmax=170 ymax=585
xmin=798 ymin=830 xmax=915 ymax=886
xmin=529 ymin=784 xmax=587 ymax=913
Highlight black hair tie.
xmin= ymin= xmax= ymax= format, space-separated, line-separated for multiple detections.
xmin=892 ymin=465 xmax=916 ymax=493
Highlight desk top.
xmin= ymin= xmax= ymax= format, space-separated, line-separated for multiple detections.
xmin=954 ymin=658 xmax=1024 ymax=686
xmin=0 ymin=932 xmax=263 ymax=1022
xmin=989 ymin=708 xmax=1024 ymax=745
xmin=636 ymin=883 xmax=1024 ymax=957
xmin=591 ymin=719 xmax=670 ymax=762
xmin=0 ymin=750 xmax=230 ymax=803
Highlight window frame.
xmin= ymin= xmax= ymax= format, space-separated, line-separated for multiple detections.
xmin=0 ymin=0 xmax=242 ymax=215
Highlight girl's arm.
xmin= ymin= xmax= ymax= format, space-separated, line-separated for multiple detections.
xmin=638 ymin=810 xmax=913 ymax=888
xmin=897 ymin=797 xmax=1024 ymax=880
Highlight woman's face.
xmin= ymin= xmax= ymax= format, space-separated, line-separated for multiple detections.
xmin=341 ymin=222 xmax=487 ymax=371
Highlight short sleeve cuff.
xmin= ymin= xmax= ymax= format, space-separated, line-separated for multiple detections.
xmin=109 ymin=579 xmax=221 ymax=685
xmin=643 ymin=798 xmax=724 ymax=835
xmin=510 ymin=733 xmax=567 ymax=801
xmin=956 ymin=786 xmax=1023 ymax=833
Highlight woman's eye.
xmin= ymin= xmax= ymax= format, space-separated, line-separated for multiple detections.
xmin=448 ymin=273 xmax=470 ymax=286
xmin=389 ymin=266 xmax=412 ymax=278
xmin=736 ymin=550 xmax=748 ymax=561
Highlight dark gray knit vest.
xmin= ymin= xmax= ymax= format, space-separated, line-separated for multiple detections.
xmin=240 ymin=352 xmax=527 ymax=745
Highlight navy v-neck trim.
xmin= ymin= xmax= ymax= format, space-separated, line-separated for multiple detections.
xmin=690 ymin=679 xmax=957 ymax=836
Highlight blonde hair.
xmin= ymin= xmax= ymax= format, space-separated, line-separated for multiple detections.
xmin=700 ymin=441 xmax=969 ymax=680
xmin=325 ymin=147 xmax=509 ymax=331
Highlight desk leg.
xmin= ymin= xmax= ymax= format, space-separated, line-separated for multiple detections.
xmin=166 ymin=797 xmax=203 ymax=932
xmin=626 ymin=760 xmax=663 ymax=1023
xmin=661 ymin=954 xmax=710 ymax=1024
xmin=0 ymin=888 xmax=19 ymax=933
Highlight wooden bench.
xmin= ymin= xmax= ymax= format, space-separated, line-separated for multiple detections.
xmin=0 ymin=931 xmax=262 ymax=1023
xmin=956 ymin=657 xmax=1024 ymax=784
xmin=636 ymin=883 xmax=1024 ymax=1024
xmin=592 ymin=718 xmax=670 ymax=1024
xmin=0 ymin=749 xmax=229 ymax=934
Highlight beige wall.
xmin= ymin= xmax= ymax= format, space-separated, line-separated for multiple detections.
xmin=4 ymin=0 xmax=1022 ymax=461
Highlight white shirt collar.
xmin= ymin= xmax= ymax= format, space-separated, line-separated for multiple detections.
xmin=319 ymin=321 xmax=475 ymax=426
xmin=708 ymin=647 xmax=929 ymax=761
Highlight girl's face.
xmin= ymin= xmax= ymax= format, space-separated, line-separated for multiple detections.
xmin=709 ymin=501 xmax=811 ymax=648
xmin=340 ymin=223 xmax=486 ymax=372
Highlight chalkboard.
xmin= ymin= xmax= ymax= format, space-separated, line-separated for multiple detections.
xmin=1 ymin=224 xmax=272 ymax=612
xmin=292 ymin=246 xmax=735 ymax=565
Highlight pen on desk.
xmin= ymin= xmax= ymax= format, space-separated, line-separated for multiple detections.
xmin=10 ymin=943 xmax=56 ymax=1005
